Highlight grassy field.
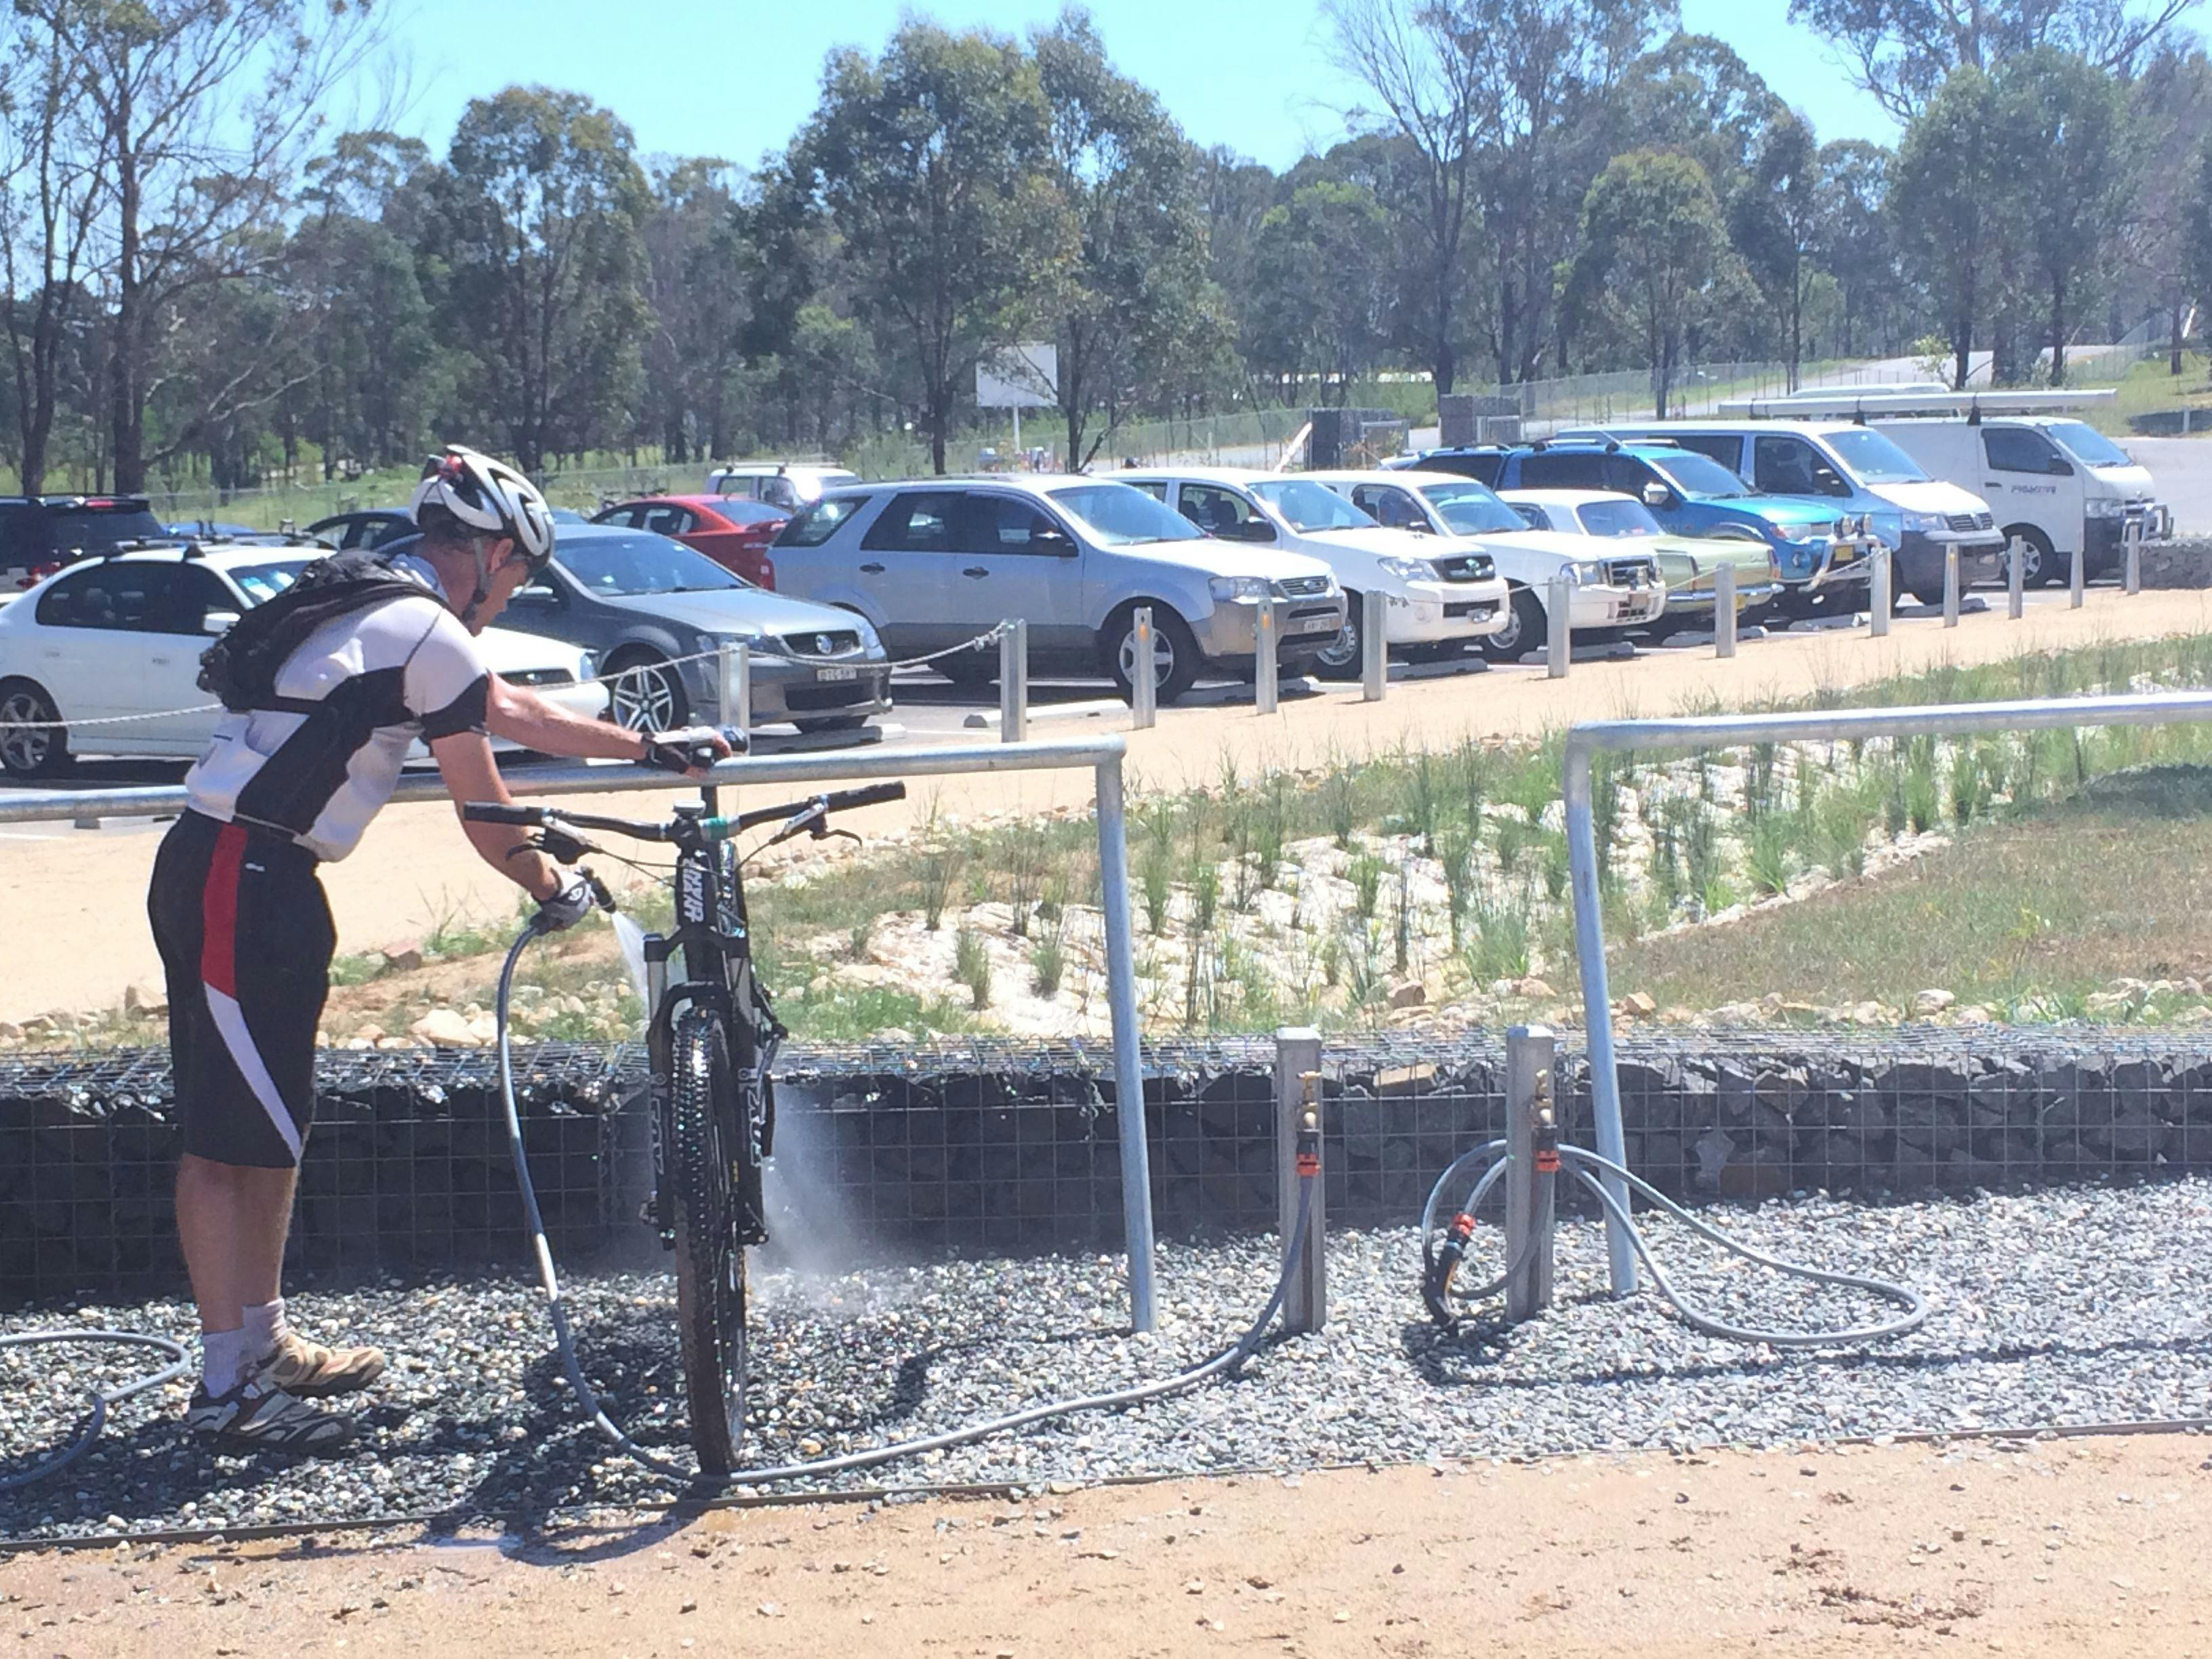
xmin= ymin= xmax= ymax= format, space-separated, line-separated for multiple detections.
xmin=1612 ymin=764 xmax=2212 ymax=1020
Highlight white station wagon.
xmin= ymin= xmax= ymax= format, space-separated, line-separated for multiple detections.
xmin=0 ymin=545 xmax=607 ymax=780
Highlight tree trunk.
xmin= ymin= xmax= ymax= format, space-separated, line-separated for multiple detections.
xmin=2049 ymin=276 xmax=2067 ymax=388
xmin=109 ymin=71 xmax=145 ymax=494
xmin=2171 ymin=303 xmax=2186 ymax=377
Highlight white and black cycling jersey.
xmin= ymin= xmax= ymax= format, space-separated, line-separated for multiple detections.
xmin=182 ymin=554 xmax=491 ymax=861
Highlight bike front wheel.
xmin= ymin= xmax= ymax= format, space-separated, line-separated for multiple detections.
xmin=671 ymin=1008 xmax=748 ymax=1475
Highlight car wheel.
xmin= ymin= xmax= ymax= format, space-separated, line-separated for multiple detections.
xmin=2006 ymin=526 xmax=2059 ymax=587
xmin=607 ymin=652 xmax=689 ymax=733
xmin=1479 ymin=586 xmax=1547 ymax=663
xmin=0 ymin=679 xmax=70 ymax=780
xmin=937 ymin=651 xmax=998 ymax=689
xmin=1313 ymin=592 xmax=1364 ymax=680
xmin=1107 ymin=605 xmax=1200 ymax=705
xmin=794 ymin=713 xmax=870 ymax=735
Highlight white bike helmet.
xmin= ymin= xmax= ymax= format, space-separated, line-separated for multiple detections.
xmin=408 ymin=445 xmax=556 ymax=619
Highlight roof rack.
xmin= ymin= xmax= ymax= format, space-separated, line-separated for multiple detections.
xmin=1715 ymin=388 xmax=2116 ymax=422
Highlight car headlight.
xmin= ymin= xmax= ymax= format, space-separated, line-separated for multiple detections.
xmin=1208 ymin=575 xmax=1270 ymax=602
xmin=1902 ymin=510 xmax=1944 ymax=533
xmin=1376 ymin=556 xmax=1431 ymax=583
xmin=1568 ymin=560 xmax=1609 ymax=588
xmin=2085 ymin=497 xmax=2125 ymax=519
xmin=855 ymin=617 xmax=882 ymax=651
xmin=578 ymin=650 xmax=600 ymax=682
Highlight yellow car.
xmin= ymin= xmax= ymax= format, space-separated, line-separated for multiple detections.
xmin=1499 ymin=489 xmax=1782 ymax=628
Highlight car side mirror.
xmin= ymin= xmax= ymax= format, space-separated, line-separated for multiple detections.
xmin=1035 ymin=526 xmax=1076 ymax=556
xmin=1235 ymin=519 xmax=1277 ymax=544
xmin=1640 ymin=482 xmax=1670 ymax=509
xmin=201 ymin=609 xmax=241 ymax=635
xmin=2047 ymin=455 xmax=2074 ymax=476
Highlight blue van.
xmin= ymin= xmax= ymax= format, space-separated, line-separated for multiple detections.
xmin=1393 ymin=440 xmax=1866 ymax=612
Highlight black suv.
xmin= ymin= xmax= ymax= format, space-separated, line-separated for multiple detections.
xmin=0 ymin=495 xmax=171 ymax=590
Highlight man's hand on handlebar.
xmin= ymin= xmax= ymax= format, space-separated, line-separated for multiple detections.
xmin=641 ymin=725 xmax=742 ymax=777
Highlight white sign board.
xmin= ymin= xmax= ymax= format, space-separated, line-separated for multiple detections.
xmin=977 ymin=343 xmax=1058 ymax=409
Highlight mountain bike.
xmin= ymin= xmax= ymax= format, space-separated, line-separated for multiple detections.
xmin=464 ymin=779 xmax=905 ymax=1474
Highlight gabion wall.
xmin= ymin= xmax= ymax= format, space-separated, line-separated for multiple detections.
xmin=4 ymin=1029 xmax=2208 ymax=1301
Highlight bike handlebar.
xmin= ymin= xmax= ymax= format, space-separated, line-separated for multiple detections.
xmin=462 ymin=781 xmax=908 ymax=844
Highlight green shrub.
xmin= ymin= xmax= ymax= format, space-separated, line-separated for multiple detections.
xmin=954 ymin=927 xmax=991 ymax=1010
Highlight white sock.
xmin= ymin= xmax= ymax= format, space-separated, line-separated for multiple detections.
xmin=201 ymin=1326 xmax=251 ymax=1395
xmin=242 ymin=1298 xmax=289 ymax=1360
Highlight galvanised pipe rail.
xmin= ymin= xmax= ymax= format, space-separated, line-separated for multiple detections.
xmin=1564 ymin=689 xmax=2212 ymax=1295
xmin=0 ymin=735 xmax=1161 ymax=1332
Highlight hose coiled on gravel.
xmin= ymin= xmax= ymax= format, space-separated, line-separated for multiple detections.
xmin=0 ymin=1330 xmax=190 ymax=1492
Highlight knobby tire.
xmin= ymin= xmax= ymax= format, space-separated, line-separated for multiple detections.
xmin=671 ymin=1009 xmax=748 ymax=1475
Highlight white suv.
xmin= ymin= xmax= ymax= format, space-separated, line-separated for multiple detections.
xmin=769 ymin=476 xmax=1345 ymax=703
xmin=1119 ymin=467 xmax=1508 ymax=675
xmin=0 ymin=546 xmax=606 ymax=779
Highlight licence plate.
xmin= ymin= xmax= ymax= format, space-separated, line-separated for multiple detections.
xmin=816 ymin=665 xmax=858 ymax=682
xmin=1298 ymin=614 xmax=1339 ymax=634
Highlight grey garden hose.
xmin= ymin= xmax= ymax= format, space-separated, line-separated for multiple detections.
xmin=1419 ymin=1132 xmax=1926 ymax=1347
xmin=0 ymin=1330 xmax=190 ymax=1492
xmin=496 ymin=922 xmax=1324 ymax=1489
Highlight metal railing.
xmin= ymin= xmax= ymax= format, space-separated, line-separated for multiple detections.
xmin=0 ymin=735 xmax=1162 ymax=1331
xmin=1562 ymin=689 xmax=2212 ymax=1294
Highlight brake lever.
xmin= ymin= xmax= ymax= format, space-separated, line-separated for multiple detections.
xmin=502 ymin=823 xmax=600 ymax=865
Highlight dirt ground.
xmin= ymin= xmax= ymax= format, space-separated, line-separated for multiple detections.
xmin=7 ymin=1433 xmax=2211 ymax=1656
xmin=5 ymin=586 xmax=2210 ymax=1025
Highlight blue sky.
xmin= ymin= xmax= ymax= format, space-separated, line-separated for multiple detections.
xmin=378 ymin=0 xmax=1895 ymax=173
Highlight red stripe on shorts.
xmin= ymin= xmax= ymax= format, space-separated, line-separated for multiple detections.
xmin=201 ymin=822 xmax=247 ymax=1000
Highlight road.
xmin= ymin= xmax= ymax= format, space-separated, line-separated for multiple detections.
xmin=4 ymin=583 xmax=2208 ymax=1025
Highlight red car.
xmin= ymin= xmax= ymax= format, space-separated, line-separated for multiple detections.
xmin=590 ymin=495 xmax=790 ymax=588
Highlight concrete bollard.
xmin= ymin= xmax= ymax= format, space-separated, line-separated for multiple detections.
xmin=1547 ymin=571 xmax=1572 ymax=679
xmin=1130 ymin=606 xmax=1156 ymax=729
xmin=716 ymin=639 xmax=751 ymax=741
xmin=2125 ymin=518 xmax=2143 ymax=595
xmin=2008 ymin=535 xmax=2025 ymax=620
xmin=1713 ymin=562 xmax=1736 ymax=659
xmin=1504 ymin=1025 xmax=1558 ymax=1324
xmin=1360 ymin=588 xmax=1387 ymax=701
xmin=1942 ymin=545 xmax=1960 ymax=628
xmin=1869 ymin=544 xmax=1891 ymax=638
xmin=1255 ymin=600 xmax=1279 ymax=716
xmin=1000 ymin=619 xmax=1028 ymax=743
xmin=1275 ymin=1027 xmax=1326 ymax=1334
xmin=2071 ymin=539 xmax=2086 ymax=609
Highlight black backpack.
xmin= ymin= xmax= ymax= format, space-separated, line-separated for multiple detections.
xmin=197 ymin=547 xmax=425 ymax=713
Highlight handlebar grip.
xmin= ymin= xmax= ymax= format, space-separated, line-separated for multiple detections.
xmin=825 ymin=782 xmax=907 ymax=813
xmin=462 ymin=802 xmax=543 ymax=826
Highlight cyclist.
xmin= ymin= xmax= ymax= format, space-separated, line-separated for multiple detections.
xmin=147 ymin=447 xmax=731 ymax=1455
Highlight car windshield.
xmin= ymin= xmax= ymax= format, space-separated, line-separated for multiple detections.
xmin=1417 ymin=480 xmax=1525 ymax=535
xmin=1824 ymin=428 xmax=1928 ymax=485
xmin=1249 ymin=478 xmax=1377 ymax=531
xmin=1574 ymin=499 xmax=1664 ymax=538
xmin=1047 ymin=483 xmax=1204 ymax=546
xmin=557 ymin=533 xmax=746 ymax=594
xmin=2048 ymin=420 xmax=2133 ymax=467
xmin=1643 ymin=451 xmax=1753 ymax=499
xmin=227 ymin=560 xmax=309 ymax=606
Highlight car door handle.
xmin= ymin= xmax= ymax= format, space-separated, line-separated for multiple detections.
xmin=149 ymin=654 xmax=170 ymax=665
xmin=961 ymin=566 xmax=989 ymax=579
xmin=859 ymin=562 xmax=885 ymax=574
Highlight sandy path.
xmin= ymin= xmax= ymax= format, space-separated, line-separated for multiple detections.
xmin=8 ymin=1433 xmax=2211 ymax=1656
xmin=5 ymin=587 xmax=2209 ymax=1023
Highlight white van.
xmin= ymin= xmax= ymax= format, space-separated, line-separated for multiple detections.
xmin=705 ymin=462 xmax=862 ymax=512
xmin=1871 ymin=417 xmax=2167 ymax=586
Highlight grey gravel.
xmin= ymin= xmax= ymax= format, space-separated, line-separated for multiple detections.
xmin=6 ymin=1176 xmax=2212 ymax=1540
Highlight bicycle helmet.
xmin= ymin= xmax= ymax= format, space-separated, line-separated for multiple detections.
xmin=408 ymin=445 xmax=556 ymax=621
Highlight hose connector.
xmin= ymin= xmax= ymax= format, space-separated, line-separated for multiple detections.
xmin=1422 ymin=1210 xmax=1476 ymax=1326
xmin=1295 ymin=1071 xmax=1322 ymax=1176
xmin=1534 ymin=1100 xmax=1559 ymax=1175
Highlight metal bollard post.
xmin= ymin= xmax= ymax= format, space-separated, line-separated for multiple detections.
xmin=1869 ymin=543 xmax=1891 ymax=638
xmin=1360 ymin=588 xmax=1387 ymax=701
xmin=1504 ymin=1025 xmax=1558 ymax=1324
xmin=1130 ymin=606 xmax=1157 ymax=729
xmin=1942 ymin=544 xmax=1960 ymax=628
xmin=2007 ymin=535 xmax=2025 ymax=620
xmin=1254 ymin=600 xmax=1279 ymax=715
xmin=716 ymin=638 xmax=751 ymax=740
xmin=1713 ymin=562 xmax=1737 ymax=659
xmin=1546 ymin=571 xmax=1572 ymax=678
xmin=2125 ymin=518 xmax=2143 ymax=595
xmin=2071 ymin=539 xmax=2085 ymax=609
xmin=1275 ymin=1027 xmax=1326 ymax=1334
xmin=999 ymin=619 xmax=1028 ymax=743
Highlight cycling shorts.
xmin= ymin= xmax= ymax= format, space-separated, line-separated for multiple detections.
xmin=148 ymin=811 xmax=335 ymax=1169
